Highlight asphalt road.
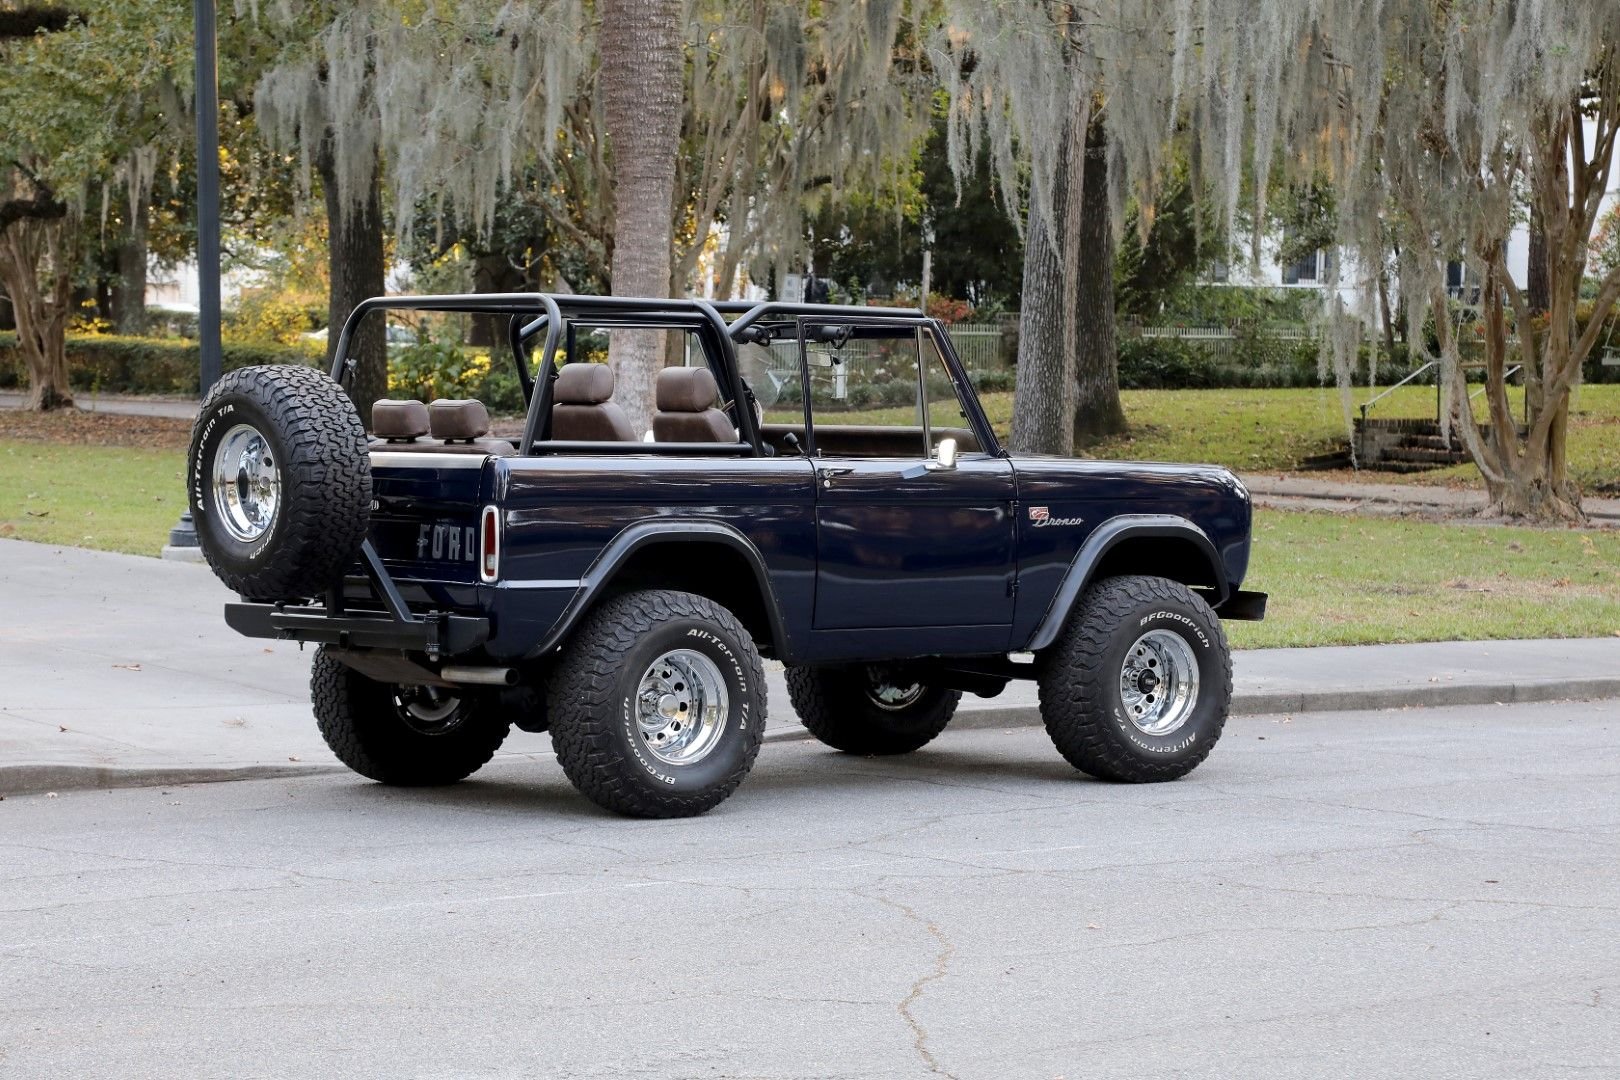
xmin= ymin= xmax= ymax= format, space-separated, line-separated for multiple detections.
xmin=3 ymin=701 xmax=1617 ymax=1079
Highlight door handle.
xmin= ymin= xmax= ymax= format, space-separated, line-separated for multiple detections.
xmin=818 ymin=467 xmax=854 ymax=488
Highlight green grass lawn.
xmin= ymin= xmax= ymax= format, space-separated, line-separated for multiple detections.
xmin=4 ymin=437 xmax=1617 ymax=648
xmin=785 ymin=383 xmax=1620 ymax=491
xmin=1231 ymin=509 xmax=1620 ymax=648
xmin=0 ymin=441 xmax=186 ymax=555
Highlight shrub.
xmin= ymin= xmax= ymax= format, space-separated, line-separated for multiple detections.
xmin=224 ymin=295 xmax=323 ymax=346
xmin=385 ymin=342 xmax=531 ymax=413
xmin=1116 ymin=337 xmax=1227 ymax=389
xmin=0 ymin=333 xmax=321 ymax=395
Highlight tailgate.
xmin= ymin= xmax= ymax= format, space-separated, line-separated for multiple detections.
xmin=366 ymin=454 xmax=491 ymax=584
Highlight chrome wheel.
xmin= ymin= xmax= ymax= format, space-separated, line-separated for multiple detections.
xmin=393 ymin=686 xmax=468 ymax=736
xmin=211 ymin=423 xmax=280 ymax=543
xmin=636 ymin=649 xmax=729 ymax=766
xmin=865 ymin=668 xmax=927 ymax=712
xmin=1119 ymin=629 xmax=1200 ymax=736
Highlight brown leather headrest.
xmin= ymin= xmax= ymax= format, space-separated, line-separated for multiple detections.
xmin=428 ymin=398 xmax=490 ymax=441
xmin=656 ymin=367 xmax=720 ymax=413
xmin=555 ymin=363 xmax=615 ymax=405
xmin=372 ymin=399 xmax=429 ymax=440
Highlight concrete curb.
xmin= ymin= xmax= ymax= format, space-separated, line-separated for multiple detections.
xmin=761 ymin=676 xmax=1620 ymax=743
xmin=0 ymin=763 xmax=341 ymax=799
xmin=6 ymin=677 xmax=1617 ymax=796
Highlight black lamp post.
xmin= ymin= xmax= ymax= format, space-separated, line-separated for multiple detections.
xmin=164 ymin=0 xmax=223 ymax=557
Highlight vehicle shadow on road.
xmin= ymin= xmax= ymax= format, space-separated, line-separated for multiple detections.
xmin=320 ymin=740 xmax=1101 ymax=820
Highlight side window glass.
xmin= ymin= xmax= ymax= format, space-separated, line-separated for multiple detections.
xmin=921 ymin=330 xmax=973 ymax=443
xmin=800 ymin=322 xmax=927 ymax=456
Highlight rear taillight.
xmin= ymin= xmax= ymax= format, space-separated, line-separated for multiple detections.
xmin=480 ymin=505 xmax=500 ymax=583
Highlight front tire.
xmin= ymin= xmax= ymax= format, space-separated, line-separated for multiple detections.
xmin=547 ymin=590 xmax=766 ymax=818
xmin=312 ymin=648 xmax=511 ymax=785
xmin=1038 ymin=575 xmax=1232 ymax=782
xmin=784 ymin=665 xmax=960 ymax=755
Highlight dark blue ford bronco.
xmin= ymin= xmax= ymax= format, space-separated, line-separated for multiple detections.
xmin=187 ymin=293 xmax=1266 ymax=817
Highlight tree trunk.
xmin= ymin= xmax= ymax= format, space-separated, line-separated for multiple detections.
xmin=1072 ymin=114 xmax=1127 ymax=444
xmin=1009 ymin=134 xmax=1078 ymax=456
xmin=598 ymin=0 xmax=684 ymax=435
xmin=1376 ymin=268 xmax=1396 ymax=365
xmin=110 ymin=199 xmax=148 ymax=336
xmin=318 ymin=144 xmax=387 ymax=419
xmin=468 ymin=252 xmax=526 ymax=348
xmin=1524 ymin=204 xmax=1550 ymax=424
xmin=0 ymin=217 xmax=73 ymax=410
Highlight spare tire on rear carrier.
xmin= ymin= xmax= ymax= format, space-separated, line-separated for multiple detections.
xmin=186 ymin=364 xmax=372 ymax=601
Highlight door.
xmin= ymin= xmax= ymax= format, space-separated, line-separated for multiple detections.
xmin=800 ymin=320 xmax=1017 ymax=631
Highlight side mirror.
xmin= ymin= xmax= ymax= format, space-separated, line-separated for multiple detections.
xmin=933 ymin=437 xmax=958 ymax=471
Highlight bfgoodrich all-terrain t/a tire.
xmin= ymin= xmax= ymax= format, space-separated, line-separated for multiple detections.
xmin=187 ymin=364 xmax=371 ymax=600
xmin=312 ymin=648 xmax=511 ymax=786
xmin=547 ymin=590 xmax=766 ymax=819
xmin=1038 ymin=574 xmax=1233 ymax=783
xmin=784 ymin=665 xmax=961 ymax=755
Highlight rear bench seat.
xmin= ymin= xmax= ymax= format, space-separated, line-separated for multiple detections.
xmin=371 ymin=398 xmax=515 ymax=456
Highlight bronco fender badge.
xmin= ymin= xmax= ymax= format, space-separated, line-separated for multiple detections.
xmin=1029 ymin=506 xmax=1085 ymax=528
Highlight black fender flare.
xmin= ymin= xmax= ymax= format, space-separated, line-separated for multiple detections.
xmin=1023 ymin=514 xmax=1227 ymax=653
xmin=526 ymin=520 xmax=793 ymax=660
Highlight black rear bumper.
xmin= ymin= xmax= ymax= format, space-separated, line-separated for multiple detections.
xmin=224 ymin=602 xmax=489 ymax=657
xmin=1216 ymin=589 xmax=1268 ymax=621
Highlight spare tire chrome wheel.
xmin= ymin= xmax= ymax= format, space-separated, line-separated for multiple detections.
xmin=211 ymin=423 xmax=281 ymax=543
xmin=187 ymin=365 xmax=371 ymax=601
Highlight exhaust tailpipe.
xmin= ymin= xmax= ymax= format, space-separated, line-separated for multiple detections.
xmin=439 ymin=665 xmax=518 ymax=687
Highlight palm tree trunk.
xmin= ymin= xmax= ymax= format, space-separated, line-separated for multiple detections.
xmin=599 ymin=0 xmax=684 ymax=435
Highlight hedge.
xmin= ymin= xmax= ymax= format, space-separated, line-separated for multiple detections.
xmin=0 ymin=333 xmax=321 ymax=396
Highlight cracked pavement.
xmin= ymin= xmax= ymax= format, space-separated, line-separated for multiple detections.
xmin=2 ymin=699 xmax=1617 ymax=1079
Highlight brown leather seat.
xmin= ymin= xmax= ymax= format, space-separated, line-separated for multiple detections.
xmin=372 ymin=399 xmax=430 ymax=442
xmin=653 ymin=367 xmax=736 ymax=443
xmin=551 ymin=364 xmax=637 ymax=442
xmin=421 ymin=398 xmax=515 ymax=456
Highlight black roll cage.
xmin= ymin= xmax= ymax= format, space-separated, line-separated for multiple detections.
xmin=329 ymin=292 xmax=1002 ymax=458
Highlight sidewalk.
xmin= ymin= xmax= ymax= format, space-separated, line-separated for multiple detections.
xmin=0 ymin=391 xmax=198 ymax=420
xmin=5 ymin=538 xmax=1618 ymax=796
xmin=1242 ymin=472 xmax=1620 ymax=525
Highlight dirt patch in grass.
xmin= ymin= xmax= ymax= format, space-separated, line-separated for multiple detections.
xmin=0 ymin=409 xmax=191 ymax=450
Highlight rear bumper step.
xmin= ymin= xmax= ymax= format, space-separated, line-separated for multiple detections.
xmin=224 ymin=602 xmax=489 ymax=657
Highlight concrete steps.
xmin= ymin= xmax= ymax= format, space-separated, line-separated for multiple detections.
xmin=1352 ymin=417 xmax=1526 ymax=473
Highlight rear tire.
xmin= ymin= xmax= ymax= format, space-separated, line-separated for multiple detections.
xmin=784 ymin=665 xmax=960 ymax=755
xmin=1038 ymin=575 xmax=1231 ymax=782
xmin=547 ymin=590 xmax=766 ymax=818
xmin=312 ymin=648 xmax=511 ymax=786
xmin=187 ymin=364 xmax=370 ymax=600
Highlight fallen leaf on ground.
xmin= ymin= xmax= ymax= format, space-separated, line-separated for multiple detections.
xmin=25 ymin=510 xmax=49 ymax=518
